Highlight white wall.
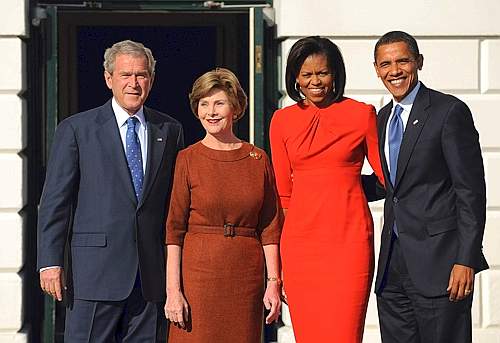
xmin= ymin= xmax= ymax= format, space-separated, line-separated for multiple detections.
xmin=0 ymin=1 xmax=499 ymax=342
xmin=0 ymin=0 xmax=27 ymax=342
xmin=274 ymin=0 xmax=500 ymax=37
xmin=274 ymin=1 xmax=500 ymax=342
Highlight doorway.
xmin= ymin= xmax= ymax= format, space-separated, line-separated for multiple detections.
xmin=53 ymin=11 xmax=250 ymax=342
xmin=28 ymin=2 xmax=279 ymax=342
xmin=58 ymin=11 xmax=249 ymax=146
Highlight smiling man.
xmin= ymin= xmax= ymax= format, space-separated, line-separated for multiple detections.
xmin=372 ymin=31 xmax=488 ymax=343
xmin=37 ymin=40 xmax=184 ymax=342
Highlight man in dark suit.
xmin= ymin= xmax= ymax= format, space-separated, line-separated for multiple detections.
xmin=37 ymin=40 xmax=184 ymax=342
xmin=372 ymin=31 xmax=488 ymax=343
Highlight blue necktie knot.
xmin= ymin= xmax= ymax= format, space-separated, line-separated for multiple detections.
xmin=393 ymin=104 xmax=404 ymax=120
xmin=127 ymin=117 xmax=139 ymax=139
xmin=126 ymin=116 xmax=144 ymax=200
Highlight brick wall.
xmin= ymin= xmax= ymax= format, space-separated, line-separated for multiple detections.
xmin=275 ymin=1 xmax=500 ymax=342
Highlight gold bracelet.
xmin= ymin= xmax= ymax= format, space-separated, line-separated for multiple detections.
xmin=267 ymin=277 xmax=282 ymax=285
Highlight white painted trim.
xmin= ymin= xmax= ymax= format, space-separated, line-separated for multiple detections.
xmin=249 ymin=7 xmax=255 ymax=144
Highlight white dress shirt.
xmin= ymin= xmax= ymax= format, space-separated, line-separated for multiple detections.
xmin=384 ymin=81 xmax=421 ymax=173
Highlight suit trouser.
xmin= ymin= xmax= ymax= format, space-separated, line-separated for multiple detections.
xmin=64 ymin=285 xmax=165 ymax=343
xmin=377 ymin=237 xmax=473 ymax=343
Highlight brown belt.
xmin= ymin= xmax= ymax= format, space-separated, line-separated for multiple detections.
xmin=188 ymin=223 xmax=258 ymax=238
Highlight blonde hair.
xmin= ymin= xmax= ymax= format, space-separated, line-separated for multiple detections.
xmin=189 ymin=68 xmax=248 ymax=121
xmin=103 ymin=40 xmax=156 ymax=76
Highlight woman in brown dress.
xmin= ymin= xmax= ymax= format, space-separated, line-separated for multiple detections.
xmin=165 ymin=68 xmax=282 ymax=343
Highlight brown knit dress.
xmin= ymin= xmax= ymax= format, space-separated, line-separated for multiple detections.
xmin=166 ymin=141 xmax=282 ymax=343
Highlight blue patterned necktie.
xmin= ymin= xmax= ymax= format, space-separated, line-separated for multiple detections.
xmin=389 ymin=104 xmax=404 ymax=185
xmin=388 ymin=104 xmax=404 ymax=236
xmin=126 ymin=117 xmax=144 ymax=200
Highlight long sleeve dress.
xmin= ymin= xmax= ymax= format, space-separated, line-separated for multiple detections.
xmin=269 ymin=98 xmax=384 ymax=342
xmin=166 ymin=141 xmax=282 ymax=343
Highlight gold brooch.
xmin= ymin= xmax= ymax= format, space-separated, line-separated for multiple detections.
xmin=249 ymin=151 xmax=262 ymax=160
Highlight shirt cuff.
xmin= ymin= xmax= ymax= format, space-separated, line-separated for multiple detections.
xmin=39 ymin=266 xmax=62 ymax=272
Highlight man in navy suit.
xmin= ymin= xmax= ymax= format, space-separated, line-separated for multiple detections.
xmin=37 ymin=40 xmax=184 ymax=342
xmin=372 ymin=31 xmax=488 ymax=343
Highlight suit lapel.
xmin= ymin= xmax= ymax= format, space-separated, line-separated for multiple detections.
xmin=394 ymin=84 xmax=431 ymax=188
xmin=138 ymin=108 xmax=168 ymax=208
xmin=378 ymin=104 xmax=393 ymax=191
xmin=95 ymin=100 xmax=137 ymax=205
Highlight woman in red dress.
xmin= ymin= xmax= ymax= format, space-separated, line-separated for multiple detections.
xmin=270 ymin=36 xmax=385 ymax=342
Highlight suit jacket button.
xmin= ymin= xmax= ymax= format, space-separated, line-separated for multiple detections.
xmin=393 ymin=197 xmax=399 ymax=204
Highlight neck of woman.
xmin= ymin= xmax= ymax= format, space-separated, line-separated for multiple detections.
xmin=201 ymin=133 xmax=243 ymax=151
xmin=303 ymin=93 xmax=336 ymax=109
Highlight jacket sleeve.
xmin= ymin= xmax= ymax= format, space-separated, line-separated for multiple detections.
xmin=441 ymin=100 xmax=486 ymax=269
xmin=37 ymin=119 xmax=80 ymax=270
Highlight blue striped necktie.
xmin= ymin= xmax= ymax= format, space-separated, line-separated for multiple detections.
xmin=126 ymin=117 xmax=144 ymax=200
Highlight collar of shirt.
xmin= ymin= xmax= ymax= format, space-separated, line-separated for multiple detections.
xmin=112 ymin=97 xmax=146 ymax=129
xmin=111 ymin=97 xmax=148 ymax=174
xmin=391 ymin=81 xmax=421 ymax=129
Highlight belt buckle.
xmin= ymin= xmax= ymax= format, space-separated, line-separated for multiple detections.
xmin=223 ymin=223 xmax=236 ymax=237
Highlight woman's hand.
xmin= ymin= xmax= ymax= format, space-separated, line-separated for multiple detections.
xmin=263 ymin=279 xmax=282 ymax=324
xmin=281 ymin=281 xmax=288 ymax=305
xmin=165 ymin=289 xmax=189 ymax=329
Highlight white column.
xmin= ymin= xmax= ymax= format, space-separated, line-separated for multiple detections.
xmin=0 ymin=0 xmax=28 ymax=342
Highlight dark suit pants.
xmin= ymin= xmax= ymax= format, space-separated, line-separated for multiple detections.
xmin=64 ymin=286 xmax=164 ymax=342
xmin=377 ymin=237 xmax=473 ymax=343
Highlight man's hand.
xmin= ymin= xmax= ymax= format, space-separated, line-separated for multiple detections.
xmin=447 ymin=264 xmax=474 ymax=302
xmin=40 ymin=267 xmax=65 ymax=301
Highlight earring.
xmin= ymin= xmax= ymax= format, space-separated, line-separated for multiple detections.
xmin=295 ymin=81 xmax=305 ymax=99
xmin=295 ymin=81 xmax=301 ymax=93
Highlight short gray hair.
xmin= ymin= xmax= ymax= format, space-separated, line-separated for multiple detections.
xmin=103 ymin=40 xmax=156 ymax=76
